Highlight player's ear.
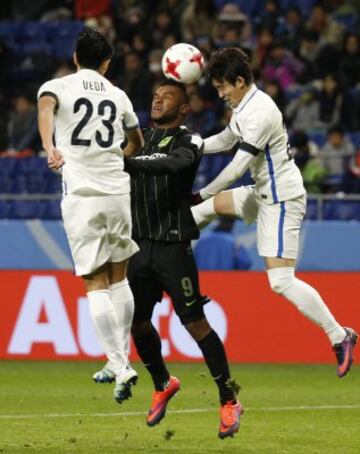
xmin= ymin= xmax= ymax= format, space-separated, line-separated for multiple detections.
xmin=99 ymin=59 xmax=111 ymax=75
xmin=179 ymin=103 xmax=190 ymax=115
xmin=73 ymin=53 xmax=79 ymax=69
xmin=235 ymin=76 xmax=246 ymax=89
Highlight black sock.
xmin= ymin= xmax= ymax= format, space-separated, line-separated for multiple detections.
xmin=133 ymin=324 xmax=170 ymax=391
xmin=197 ymin=329 xmax=236 ymax=405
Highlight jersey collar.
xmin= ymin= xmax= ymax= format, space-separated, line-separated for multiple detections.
xmin=234 ymin=84 xmax=258 ymax=114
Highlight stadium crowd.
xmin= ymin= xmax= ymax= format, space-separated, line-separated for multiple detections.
xmin=0 ymin=0 xmax=359 ymax=195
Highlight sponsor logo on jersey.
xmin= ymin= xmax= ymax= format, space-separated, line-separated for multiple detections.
xmin=158 ymin=136 xmax=173 ymax=148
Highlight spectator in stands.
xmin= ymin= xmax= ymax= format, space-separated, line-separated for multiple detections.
xmin=7 ymin=93 xmax=39 ymax=154
xmin=291 ymin=130 xmax=327 ymax=193
xmin=251 ymin=27 xmax=274 ymax=74
xmin=131 ymin=32 xmax=150 ymax=62
xmin=263 ymin=79 xmax=286 ymax=111
xmin=181 ymin=0 xmax=217 ymax=42
xmin=339 ymin=33 xmax=360 ymax=88
xmin=116 ymin=51 xmax=152 ymax=112
xmin=285 ymin=89 xmax=320 ymax=132
xmin=341 ymin=88 xmax=360 ymax=132
xmin=152 ymin=7 xmax=180 ymax=49
xmin=319 ymin=126 xmax=355 ymax=192
xmin=148 ymin=49 xmax=164 ymax=86
xmin=316 ymin=74 xmax=342 ymax=130
xmin=349 ymin=150 xmax=360 ymax=193
xmin=11 ymin=0 xmax=72 ymax=21
xmin=187 ymin=92 xmax=217 ymax=138
xmin=306 ymin=4 xmax=344 ymax=48
xmin=254 ymin=0 xmax=284 ymax=34
xmin=280 ymin=7 xmax=304 ymax=53
xmin=213 ymin=3 xmax=251 ymax=49
xmin=298 ymin=30 xmax=321 ymax=82
xmin=75 ymin=0 xmax=111 ymax=20
xmin=262 ymin=41 xmax=304 ymax=90
xmin=299 ymin=29 xmax=341 ymax=81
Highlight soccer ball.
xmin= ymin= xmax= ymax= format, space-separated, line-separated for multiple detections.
xmin=161 ymin=43 xmax=204 ymax=84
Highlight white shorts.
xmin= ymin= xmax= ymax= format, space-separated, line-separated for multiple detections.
xmin=231 ymin=186 xmax=306 ymax=259
xmin=61 ymin=194 xmax=139 ymax=276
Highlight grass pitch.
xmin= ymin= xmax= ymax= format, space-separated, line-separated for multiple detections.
xmin=0 ymin=361 xmax=359 ymax=453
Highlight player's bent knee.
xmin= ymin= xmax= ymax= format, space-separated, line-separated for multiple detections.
xmin=185 ymin=317 xmax=211 ymax=342
xmin=267 ymin=267 xmax=295 ymax=295
xmin=213 ymin=191 xmax=234 ymax=216
xmin=131 ymin=320 xmax=152 ymax=338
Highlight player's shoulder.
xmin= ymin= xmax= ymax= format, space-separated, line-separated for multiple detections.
xmin=177 ymin=126 xmax=204 ymax=150
xmin=234 ymin=88 xmax=277 ymax=123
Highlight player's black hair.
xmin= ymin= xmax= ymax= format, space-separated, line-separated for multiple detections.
xmin=207 ymin=47 xmax=254 ymax=85
xmin=157 ymin=78 xmax=189 ymax=104
xmin=75 ymin=28 xmax=113 ymax=70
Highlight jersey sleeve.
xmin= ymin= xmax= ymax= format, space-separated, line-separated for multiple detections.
xmin=204 ymin=126 xmax=237 ymax=154
xmin=125 ymin=131 xmax=203 ymax=175
xmin=234 ymin=108 xmax=274 ymax=153
xmin=199 ymin=149 xmax=254 ymax=200
xmin=122 ymin=93 xmax=140 ymax=130
xmin=176 ymin=131 xmax=204 ymax=159
xmin=37 ymin=79 xmax=64 ymax=107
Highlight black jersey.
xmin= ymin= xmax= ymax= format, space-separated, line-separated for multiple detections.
xmin=125 ymin=126 xmax=203 ymax=242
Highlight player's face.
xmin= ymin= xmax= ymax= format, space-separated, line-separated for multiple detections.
xmin=151 ymin=85 xmax=186 ymax=124
xmin=212 ymin=78 xmax=246 ymax=108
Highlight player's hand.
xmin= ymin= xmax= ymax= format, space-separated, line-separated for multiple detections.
xmin=191 ymin=192 xmax=204 ymax=206
xmin=46 ymin=147 xmax=65 ymax=170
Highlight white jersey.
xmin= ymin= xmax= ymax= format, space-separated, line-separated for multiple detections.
xmin=204 ymin=84 xmax=305 ymax=204
xmin=38 ymin=69 xmax=139 ymax=196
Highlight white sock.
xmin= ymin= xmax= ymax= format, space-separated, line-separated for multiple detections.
xmin=87 ymin=289 xmax=126 ymax=372
xmin=191 ymin=197 xmax=217 ymax=229
xmin=110 ymin=279 xmax=134 ymax=361
xmin=267 ymin=267 xmax=346 ymax=345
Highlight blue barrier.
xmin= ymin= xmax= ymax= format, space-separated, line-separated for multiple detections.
xmin=0 ymin=220 xmax=359 ymax=271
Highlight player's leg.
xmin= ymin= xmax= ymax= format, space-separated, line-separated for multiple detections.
xmin=191 ymin=186 xmax=258 ymax=229
xmin=106 ymin=192 xmax=140 ymax=368
xmin=128 ymin=240 xmax=178 ymax=426
xmin=156 ymin=241 xmax=243 ymax=437
xmin=61 ymin=195 xmax=128 ymax=374
xmin=108 ymin=261 xmax=134 ymax=367
xmin=93 ymin=193 xmax=139 ymax=400
xmin=83 ymin=264 xmax=129 ymax=379
xmin=260 ymin=196 xmax=358 ymax=376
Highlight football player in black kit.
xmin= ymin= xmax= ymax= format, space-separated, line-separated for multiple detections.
xmin=124 ymin=79 xmax=243 ymax=439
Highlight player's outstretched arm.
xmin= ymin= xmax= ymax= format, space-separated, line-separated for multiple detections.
xmin=203 ymin=126 xmax=237 ymax=155
xmin=125 ymin=146 xmax=195 ymax=175
xmin=123 ymin=127 xmax=144 ymax=157
xmin=199 ymin=149 xmax=254 ymax=200
xmin=38 ymin=96 xmax=64 ymax=170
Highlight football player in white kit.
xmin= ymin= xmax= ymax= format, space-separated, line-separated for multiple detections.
xmin=37 ymin=29 xmax=144 ymax=403
xmin=192 ymin=48 xmax=358 ymax=377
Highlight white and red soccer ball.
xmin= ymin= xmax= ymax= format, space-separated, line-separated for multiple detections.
xmin=161 ymin=43 xmax=205 ymax=84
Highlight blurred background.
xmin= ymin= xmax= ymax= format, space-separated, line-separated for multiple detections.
xmin=0 ymin=0 xmax=359 ymax=364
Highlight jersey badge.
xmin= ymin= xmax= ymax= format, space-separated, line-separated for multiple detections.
xmin=158 ymin=136 xmax=173 ymax=148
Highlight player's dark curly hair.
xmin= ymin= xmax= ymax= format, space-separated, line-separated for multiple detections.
xmin=75 ymin=28 xmax=113 ymax=70
xmin=157 ymin=78 xmax=189 ymax=104
xmin=207 ymin=47 xmax=253 ymax=85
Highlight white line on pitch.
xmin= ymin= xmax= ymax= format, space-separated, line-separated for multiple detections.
xmin=0 ymin=404 xmax=359 ymax=420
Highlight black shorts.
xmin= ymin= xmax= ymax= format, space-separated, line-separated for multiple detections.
xmin=128 ymin=239 xmax=206 ymax=325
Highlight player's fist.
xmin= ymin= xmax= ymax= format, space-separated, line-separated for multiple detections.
xmin=191 ymin=192 xmax=203 ymax=206
xmin=47 ymin=147 xmax=65 ymax=170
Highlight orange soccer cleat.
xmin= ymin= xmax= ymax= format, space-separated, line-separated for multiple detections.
xmin=146 ymin=376 xmax=180 ymax=427
xmin=218 ymin=400 xmax=244 ymax=439
xmin=333 ymin=327 xmax=358 ymax=378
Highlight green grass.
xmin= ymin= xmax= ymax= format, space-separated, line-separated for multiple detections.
xmin=0 ymin=361 xmax=359 ymax=453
